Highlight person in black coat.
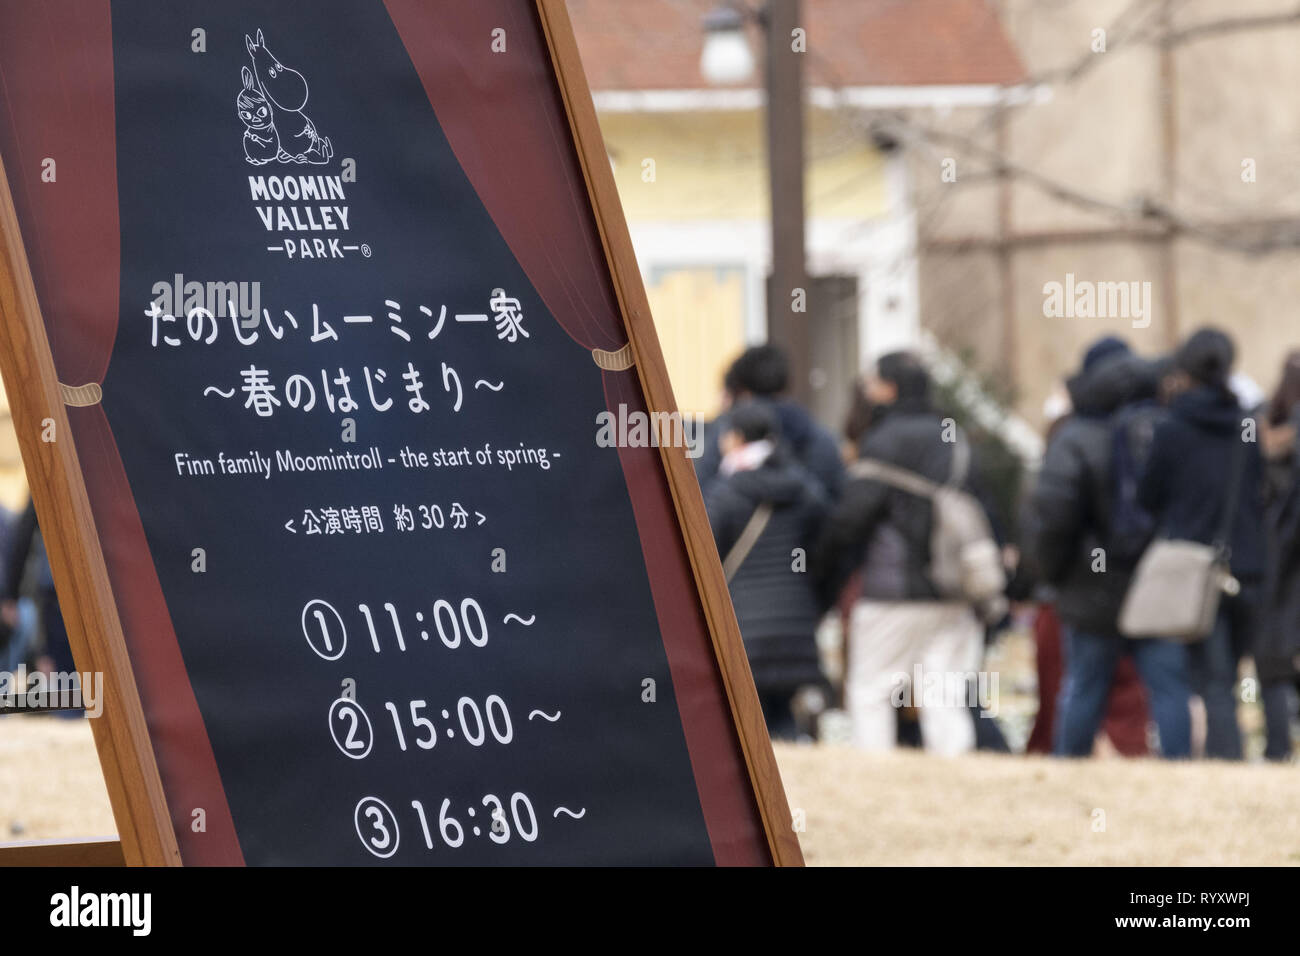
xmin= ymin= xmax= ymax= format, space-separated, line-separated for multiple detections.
xmin=1138 ymin=328 xmax=1265 ymax=761
xmin=696 ymin=345 xmax=845 ymax=503
xmin=1256 ymin=352 xmax=1300 ymax=760
xmin=704 ymin=400 xmax=829 ymax=739
xmin=1033 ymin=336 xmax=1192 ymax=758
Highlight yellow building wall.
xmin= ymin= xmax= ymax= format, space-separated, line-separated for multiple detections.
xmin=600 ymin=107 xmax=886 ymax=419
xmin=601 ymin=109 xmax=888 ymax=222
xmin=644 ymin=267 xmax=747 ymax=418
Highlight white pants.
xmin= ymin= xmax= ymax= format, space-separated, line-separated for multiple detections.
xmin=847 ymin=600 xmax=983 ymax=756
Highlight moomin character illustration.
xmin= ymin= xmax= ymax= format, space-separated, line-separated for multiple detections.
xmin=240 ymin=28 xmax=333 ymax=165
xmin=238 ymin=66 xmax=280 ymax=165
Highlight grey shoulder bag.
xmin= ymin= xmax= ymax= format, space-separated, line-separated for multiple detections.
xmin=1118 ymin=434 xmax=1246 ymax=641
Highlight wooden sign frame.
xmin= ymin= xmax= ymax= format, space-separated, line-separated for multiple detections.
xmin=0 ymin=0 xmax=802 ymax=867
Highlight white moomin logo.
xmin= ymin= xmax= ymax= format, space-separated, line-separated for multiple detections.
xmin=238 ymin=28 xmax=333 ymax=166
xmin=237 ymin=29 xmax=367 ymax=260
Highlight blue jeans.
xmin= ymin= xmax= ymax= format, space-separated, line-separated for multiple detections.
xmin=1187 ymin=602 xmax=1244 ymax=760
xmin=1261 ymin=679 xmax=1294 ymax=762
xmin=1055 ymin=627 xmax=1191 ymax=758
xmin=2 ymin=597 xmax=38 ymax=674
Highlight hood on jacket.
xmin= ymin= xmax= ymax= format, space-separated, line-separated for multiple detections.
xmin=725 ymin=453 xmax=818 ymax=507
xmin=1083 ymin=335 xmax=1130 ymax=373
xmin=1170 ymin=384 xmax=1245 ymax=435
xmin=1066 ymin=352 xmax=1159 ymax=418
xmin=772 ymin=399 xmax=816 ymax=454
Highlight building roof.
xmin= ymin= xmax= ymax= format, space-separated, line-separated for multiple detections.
xmin=568 ymin=0 xmax=1027 ymax=92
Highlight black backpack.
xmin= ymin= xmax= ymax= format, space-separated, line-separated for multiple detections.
xmin=1108 ymin=400 xmax=1166 ymax=564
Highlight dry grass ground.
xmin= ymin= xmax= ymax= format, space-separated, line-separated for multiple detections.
xmin=0 ymin=715 xmax=116 ymax=842
xmin=2 ymin=714 xmax=1297 ymax=865
xmin=775 ymin=743 xmax=1300 ymax=866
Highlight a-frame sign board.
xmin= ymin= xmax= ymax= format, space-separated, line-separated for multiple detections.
xmin=0 ymin=0 xmax=801 ymax=866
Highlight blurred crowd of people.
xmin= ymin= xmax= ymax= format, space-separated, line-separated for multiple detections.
xmin=699 ymin=332 xmax=1300 ymax=761
xmin=5 ymin=330 xmax=1298 ymax=756
xmin=0 ymin=497 xmax=75 ymax=705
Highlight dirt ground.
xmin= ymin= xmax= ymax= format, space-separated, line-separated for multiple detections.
xmin=2 ymin=714 xmax=1297 ymax=865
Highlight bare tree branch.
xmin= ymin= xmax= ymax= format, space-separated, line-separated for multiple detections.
xmin=1161 ymin=4 xmax=1300 ymax=45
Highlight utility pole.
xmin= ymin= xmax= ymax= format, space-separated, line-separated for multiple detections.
xmin=1158 ymin=0 xmax=1180 ymax=350
xmin=763 ymin=0 xmax=810 ymax=407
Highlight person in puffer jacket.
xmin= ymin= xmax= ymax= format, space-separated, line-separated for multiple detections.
xmin=1033 ymin=336 xmax=1192 ymax=758
xmin=704 ymin=400 xmax=829 ymax=740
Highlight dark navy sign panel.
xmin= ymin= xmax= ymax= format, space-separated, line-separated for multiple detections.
xmin=104 ymin=0 xmax=712 ymax=864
